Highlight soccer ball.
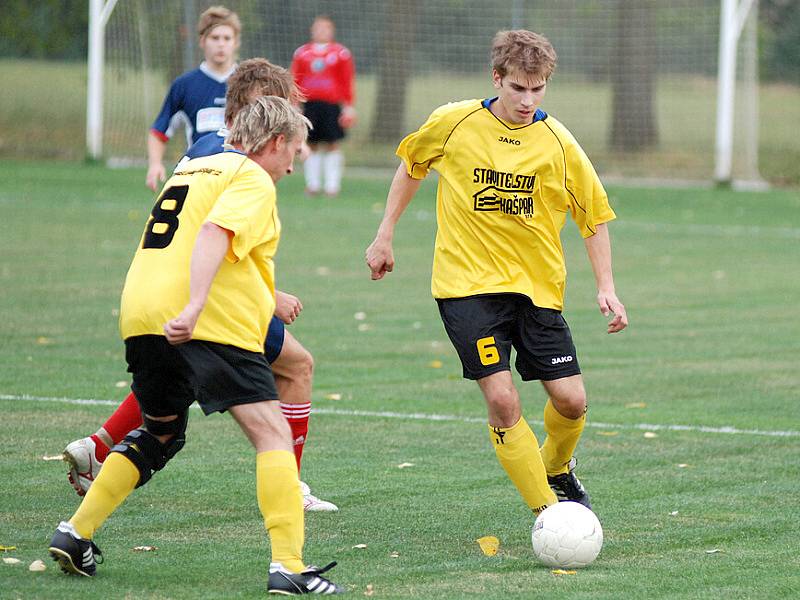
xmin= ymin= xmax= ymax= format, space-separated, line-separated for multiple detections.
xmin=531 ymin=501 xmax=603 ymax=568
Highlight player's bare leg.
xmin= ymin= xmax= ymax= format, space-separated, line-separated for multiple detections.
xmin=479 ymin=371 xmax=556 ymax=513
xmin=271 ymin=330 xmax=338 ymax=512
xmin=540 ymin=374 xmax=591 ymax=508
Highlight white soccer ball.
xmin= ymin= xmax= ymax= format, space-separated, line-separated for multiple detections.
xmin=531 ymin=501 xmax=603 ymax=568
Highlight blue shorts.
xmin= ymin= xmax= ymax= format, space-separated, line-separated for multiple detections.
xmin=264 ymin=315 xmax=285 ymax=364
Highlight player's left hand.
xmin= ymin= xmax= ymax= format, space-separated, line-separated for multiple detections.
xmin=338 ymin=106 xmax=357 ymax=129
xmin=597 ymin=290 xmax=627 ymax=333
xmin=275 ymin=290 xmax=303 ymax=324
xmin=164 ymin=304 xmax=202 ymax=344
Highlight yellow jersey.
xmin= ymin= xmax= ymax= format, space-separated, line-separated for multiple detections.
xmin=397 ymin=99 xmax=615 ymax=310
xmin=120 ymin=151 xmax=281 ymax=353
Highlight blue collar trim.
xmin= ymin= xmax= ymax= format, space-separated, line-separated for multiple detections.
xmin=482 ymin=97 xmax=547 ymax=122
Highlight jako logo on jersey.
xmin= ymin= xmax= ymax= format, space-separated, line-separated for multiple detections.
xmin=498 ymin=136 xmax=521 ymax=145
xmin=551 ymin=355 xmax=574 ymax=365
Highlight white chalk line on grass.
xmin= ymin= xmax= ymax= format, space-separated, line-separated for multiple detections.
xmin=2 ymin=393 xmax=798 ymax=439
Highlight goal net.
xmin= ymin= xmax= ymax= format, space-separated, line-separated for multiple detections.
xmin=96 ymin=0 xmax=764 ymax=184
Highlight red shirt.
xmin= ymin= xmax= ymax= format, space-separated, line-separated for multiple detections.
xmin=291 ymin=42 xmax=355 ymax=105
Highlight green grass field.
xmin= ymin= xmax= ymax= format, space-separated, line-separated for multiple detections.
xmin=1 ymin=161 xmax=799 ymax=598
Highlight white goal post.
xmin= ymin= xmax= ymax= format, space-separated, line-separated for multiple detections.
xmin=714 ymin=0 xmax=764 ymax=187
xmin=86 ymin=0 xmax=119 ymax=160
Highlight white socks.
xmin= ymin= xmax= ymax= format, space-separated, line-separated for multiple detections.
xmin=303 ymin=152 xmax=322 ymax=193
xmin=322 ymin=150 xmax=343 ymax=196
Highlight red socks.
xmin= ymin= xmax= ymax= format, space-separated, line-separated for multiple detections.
xmin=280 ymin=402 xmax=311 ymax=472
xmin=103 ymin=392 xmax=143 ymax=445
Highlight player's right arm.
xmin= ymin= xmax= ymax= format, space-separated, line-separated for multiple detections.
xmin=147 ymin=79 xmax=184 ymax=191
xmin=146 ymin=133 xmax=168 ymax=191
xmin=365 ymin=164 xmax=422 ymax=280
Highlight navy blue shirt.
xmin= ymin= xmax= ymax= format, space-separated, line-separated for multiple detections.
xmin=151 ymin=62 xmax=234 ymax=146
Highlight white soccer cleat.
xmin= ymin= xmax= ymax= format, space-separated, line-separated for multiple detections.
xmin=301 ymin=481 xmax=338 ymax=512
xmin=63 ymin=437 xmax=104 ymax=497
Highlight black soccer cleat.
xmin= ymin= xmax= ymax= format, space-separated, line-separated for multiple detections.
xmin=48 ymin=521 xmax=103 ymax=577
xmin=268 ymin=561 xmax=345 ymax=595
xmin=547 ymin=456 xmax=592 ymax=510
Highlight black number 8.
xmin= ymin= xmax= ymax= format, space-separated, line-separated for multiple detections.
xmin=142 ymin=185 xmax=189 ymax=249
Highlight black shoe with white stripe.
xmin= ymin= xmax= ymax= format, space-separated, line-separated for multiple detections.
xmin=49 ymin=521 xmax=103 ymax=577
xmin=268 ymin=561 xmax=345 ymax=595
xmin=547 ymin=457 xmax=592 ymax=510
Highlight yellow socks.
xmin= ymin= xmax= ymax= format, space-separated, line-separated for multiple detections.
xmin=540 ymin=399 xmax=586 ymax=476
xmin=256 ymin=450 xmax=305 ymax=573
xmin=489 ymin=418 xmax=557 ymax=513
xmin=70 ymin=452 xmax=139 ymax=539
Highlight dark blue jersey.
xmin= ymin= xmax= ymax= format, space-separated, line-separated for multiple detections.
xmin=151 ymin=62 xmax=234 ymax=147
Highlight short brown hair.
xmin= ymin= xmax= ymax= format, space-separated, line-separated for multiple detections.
xmin=491 ymin=30 xmax=557 ymax=80
xmin=224 ymin=58 xmax=304 ymax=124
xmin=197 ymin=6 xmax=241 ymax=39
xmin=227 ymin=96 xmax=310 ymax=155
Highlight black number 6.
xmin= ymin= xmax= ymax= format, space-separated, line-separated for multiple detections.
xmin=142 ymin=185 xmax=189 ymax=249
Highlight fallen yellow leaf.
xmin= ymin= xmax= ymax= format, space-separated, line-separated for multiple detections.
xmin=0 ymin=546 xmax=17 ymax=552
xmin=397 ymin=462 xmax=415 ymax=469
xmin=551 ymin=569 xmax=577 ymax=575
xmin=42 ymin=455 xmax=63 ymax=461
xmin=36 ymin=337 xmax=53 ymax=345
xmin=364 ymin=583 xmax=375 ymax=597
xmin=132 ymin=546 xmax=158 ymax=552
xmin=429 ymin=360 xmax=443 ymax=368
xmin=324 ymin=393 xmax=342 ymax=401
xmin=352 ymin=544 xmax=367 ymax=549
xmin=643 ymin=432 xmax=658 ymax=439
xmin=2 ymin=557 xmax=21 ymax=565
xmin=596 ymin=431 xmax=619 ymax=437
xmin=477 ymin=535 xmax=500 ymax=556
xmin=625 ymin=402 xmax=647 ymax=409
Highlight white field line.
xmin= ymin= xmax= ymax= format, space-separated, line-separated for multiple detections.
xmin=2 ymin=393 xmax=798 ymax=439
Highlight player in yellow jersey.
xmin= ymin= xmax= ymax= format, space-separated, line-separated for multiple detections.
xmin=366 ymin=30 xmax=628 ymax=516
xmin=49 ymin=96 xmax=344 ymax=594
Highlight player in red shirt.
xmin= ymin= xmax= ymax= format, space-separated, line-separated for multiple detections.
xmin=291 ymin=16 xmax=356 ymax=197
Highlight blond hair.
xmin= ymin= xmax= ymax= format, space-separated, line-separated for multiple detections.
xmin=227 ymin=96 xmax=310 ymax=155
xmin=491 ymin=30 xmax=557 ymax=80
xmin=224 ymin=58 xmax=304 ymax=124
xmin=197 ymin=6 xmax=241 ymax=39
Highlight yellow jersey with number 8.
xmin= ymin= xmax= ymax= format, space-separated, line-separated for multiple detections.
xmin=120 ymin=151 xmax=280 ymax=353
xmin=396 ymin=98 xmax=615 ymax=310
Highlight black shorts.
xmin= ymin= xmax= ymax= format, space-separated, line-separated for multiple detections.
xmin=304 ymin=100 xmax=345 ymax=144
xmin=437 ymin=294 xmax=581 ymax=382
xmin=125 ymin=335 xmax=279 ymax=416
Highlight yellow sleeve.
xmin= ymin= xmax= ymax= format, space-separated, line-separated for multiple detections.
xmin=564 ymin=138 xmax=616 ymax=238
xmin=207 ymin=161 xmax=277 ymax=262
xmin=396 ymin=103 xmax=464 ymax=179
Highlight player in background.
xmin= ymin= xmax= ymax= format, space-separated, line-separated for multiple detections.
xmin=291 ymin=15 xmax=356 ymax=197
xmin=145 ymin=6 xmax=240 ymax=192
xmin=49 ymin=97 xmax=344 ymax=594
xmin=366 ymin=30 xmax=628 ymax=516
xmin=63 ymin=59 xmax=338 ymax=512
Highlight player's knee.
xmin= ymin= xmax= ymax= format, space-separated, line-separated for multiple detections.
xmin=297 ymin=348 xmax=314 ymax=382
xmin=486 ymin=387 xmax=521 ymax=426
xmin=553 ymin=393 xmax=587 ymax=420
xmin=109 ymin=413 xmax=187 ymax=487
